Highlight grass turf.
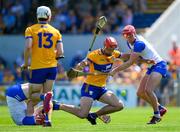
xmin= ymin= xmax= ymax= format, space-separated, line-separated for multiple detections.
xmin=0 ymin=106 xmax=180 ymax=132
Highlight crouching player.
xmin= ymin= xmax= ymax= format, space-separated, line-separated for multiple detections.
xmin=6 ymin=83 xmax=47 ymax=125
xmin=52 ymin=37 xmax=125 ymax=125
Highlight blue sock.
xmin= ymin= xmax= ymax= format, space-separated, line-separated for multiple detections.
xmin=89 ymin=113 xmax=98 ymax=119
xmin=40 ymin=94 xmax=45 ymax=101
xmin=22 ymin=116 xmax=36 ymax=125
xmin=53 ymin=103 xmax=60 ymax=110
xmin=154 ymin=111 xmax=160 ymax=118
xmin=154 ymin=111 xmax=160 ymax=114
xmin=45 ymin=114 xmax=49 ymax=121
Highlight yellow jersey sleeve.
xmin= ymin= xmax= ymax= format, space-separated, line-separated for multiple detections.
xmin=25 ymin=27 xmax=33 ymax=39
xmin=113 ymin=50 xmax=121 ymax=58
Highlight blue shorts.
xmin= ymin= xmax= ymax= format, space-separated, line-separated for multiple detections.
xmin=29 ymin=67 xmax=57 ymax=84
xmin=146 ymin=61 xmax=167 ymax=78
xmin=81 ymin=83 xmax=107 ymax=100
xmin=6 ymin=84 xmax=27 ymax=102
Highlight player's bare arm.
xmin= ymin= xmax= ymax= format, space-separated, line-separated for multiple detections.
xmin=56 ymin=42 xmax=64 ymax=58
xmin=119 ymin=53 xmax=130 ymax=61
xmin=137 ymin=57 xmax=156 ymax=64
xmin=22 ymin=38 xmax=32 ymax=69
xmin=110 ymin=52 xmax=140 ymax=76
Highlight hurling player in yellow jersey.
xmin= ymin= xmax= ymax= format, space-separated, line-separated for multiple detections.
xmin=53 ymin=37 xmax=130 ymax=125
xmin=22 ymin=6 xmax=64 ymax=126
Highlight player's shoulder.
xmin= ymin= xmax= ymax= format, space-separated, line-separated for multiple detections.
xmin=90 ymin=49 xmax=101 ymax=55
xmin=25 ymin=24 xmax=38 ymax=32
xmin=27 ymin=23 xmax=39 ymax=29
xmin=135 ymin=39 xmax=145 ymax=45
xmin=133 ymin=39 xmax=146 ymax=52
xmin=88 ymin=49 xmax=100 ymax=58
xmin=134 ymin=39 xmax=146 ymax=48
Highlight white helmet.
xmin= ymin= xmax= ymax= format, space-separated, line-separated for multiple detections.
xmin=37 ymin=6 xmax=51 ymax=19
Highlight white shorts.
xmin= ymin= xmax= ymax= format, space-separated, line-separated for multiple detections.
xmin=6 ymin=96 xmax=27 ymax=125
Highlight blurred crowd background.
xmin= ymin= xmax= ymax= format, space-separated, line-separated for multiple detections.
xmin=0 ymin=0 xmax=164 ymax=34
xmin=0 ymin=0 xmax=180 ymax=106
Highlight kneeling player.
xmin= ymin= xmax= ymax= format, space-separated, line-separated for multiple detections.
xmin=6 ymin=83 xmax=47 ymax=125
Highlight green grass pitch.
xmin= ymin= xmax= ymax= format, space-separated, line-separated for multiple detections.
xmin=0 ymin=106 xmax=180 ymax=132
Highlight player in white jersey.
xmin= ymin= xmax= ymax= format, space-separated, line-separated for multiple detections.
xmin=6 ymin=83 xmax=110 ymax=125
xmin=6 ymin=83 xmax=45 ymax=125
xmin=110 ymin=25 xmax=168 ymax=124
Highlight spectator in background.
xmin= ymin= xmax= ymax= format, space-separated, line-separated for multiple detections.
xmin=168 ymin=36 xmax=180 ymax=67
xmin=10 ymin=0 xmax=25 ymax=33
xmin=0 ymin=56 xmax=7 ymax=84
xmin=133 ymin=0 xmax=147 ymax=14
xmin=3 ymin=10 xmax=16 ymax=34
xmin=70 ymin=50 xmax=84 ymax=67
xmin=12 ymin=63 xmax=24 ymax=84
xmin=0 ymin=64 xmax=4 ymax=84
xmin=0 ymin=56 xmax=7 ymax=67
xmin=3 ymin=68 xmax=15 ymax=84
xmin=0 ymin=15 xmax=5 ymax=34
xmin=15 ymin=53 xmax=24 ymax=67
xmin=122 ymin=7 xmax=133 ymax=26
xmin=0 ymin=0 xmax=135 ymax=34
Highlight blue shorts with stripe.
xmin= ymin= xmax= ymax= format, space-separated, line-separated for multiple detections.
xmin=29 ymin=67 xmax=57 ymax=84
xmin=5 ymin=84 xmax=27 ymax=102
xmin=81 ymin=83 xmax=107 ymax=100
xmin=146 ymin=61 xmax=167 ymax=78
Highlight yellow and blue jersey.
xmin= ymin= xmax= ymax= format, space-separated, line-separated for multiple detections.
xmin=25 ymin=22 xmax=62 ymax=70
xmin=85 ymin=49 xmax=121 ymax=87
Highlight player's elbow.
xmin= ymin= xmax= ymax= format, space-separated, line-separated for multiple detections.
xmin=56 ymin=50 xmax=64 ymax=57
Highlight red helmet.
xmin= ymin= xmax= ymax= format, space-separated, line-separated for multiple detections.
xmin=122 ymin=25 xmax=136 ymax=35
xmin=104 ymin=36 xmax=118 ymax=48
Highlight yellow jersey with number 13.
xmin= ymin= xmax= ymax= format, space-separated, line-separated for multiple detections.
xmin=25 ymin=23 xmax=62 ymax=70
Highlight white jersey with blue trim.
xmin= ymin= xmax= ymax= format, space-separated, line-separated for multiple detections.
xmin=126 ymin=35 xmax=163 ymax=64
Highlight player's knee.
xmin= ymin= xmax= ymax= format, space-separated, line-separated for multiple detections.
xmin=78 ymin=112 xmax=88 ymax=119
xmin=115 ymin=100 xmax=124 ymax=111
xmin=137 ymin=90 xmax=145 ymax=98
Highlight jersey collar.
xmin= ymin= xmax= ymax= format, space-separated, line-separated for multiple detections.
xmin=127 ymin=38 xmax=137 ymax=49
xmin=38 ymin=21 xmax=48 ymax=24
